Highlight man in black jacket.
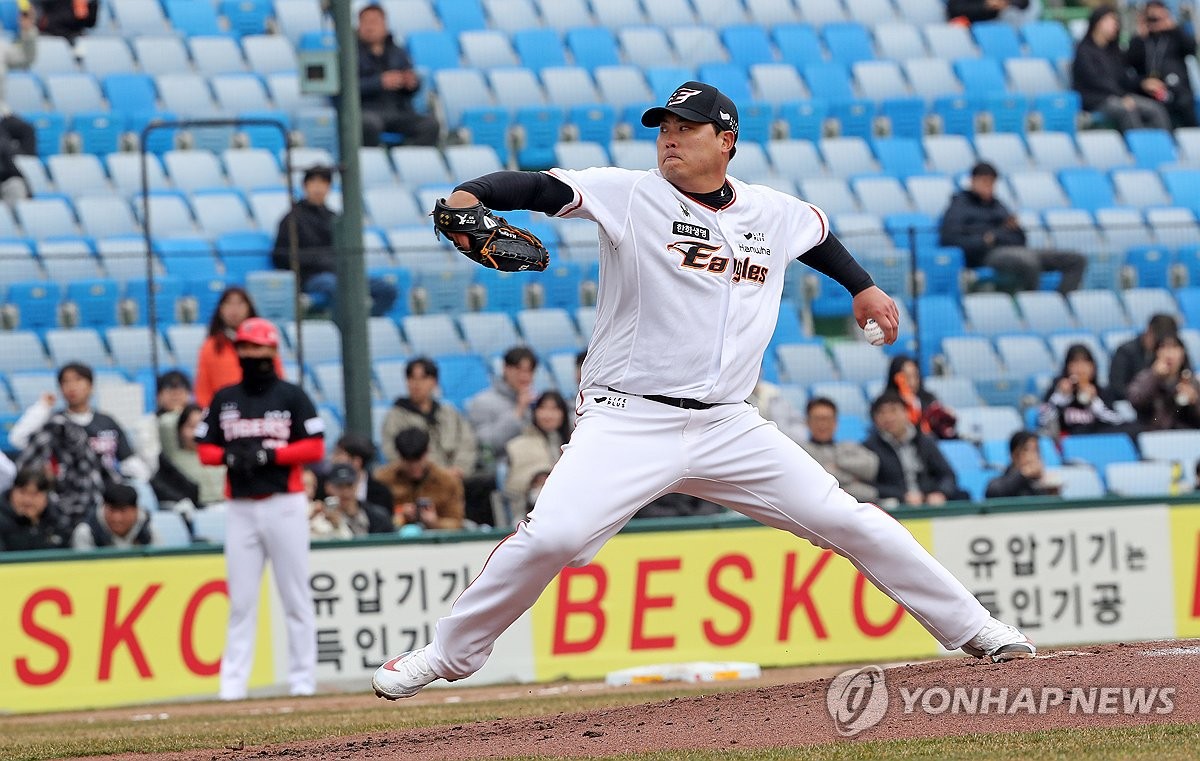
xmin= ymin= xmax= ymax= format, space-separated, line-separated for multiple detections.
xmin=357 ymin=4 xmax=439 ymax=147
xmin=863 ymin=393 xmax=968 ymax=507
xmin=939 ymin=162 xmax=1086 ymax=293
xmin=985 ymin=432 xmax=1062 ymax=499
xmin=946 ymin=0 xmax=1037 ymax=25
xmin=271 ymin=165 xmax=398 ymax=316
xmin=1127 ymin=1 xmax=1198 ymax=128
xmin=1109 ymin=313 xmax=1179 ymax=399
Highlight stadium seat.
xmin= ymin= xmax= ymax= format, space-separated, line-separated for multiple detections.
xmin=823 ymin=21 xmax=875 ymax=66
xmin=188 ymin=34 xmax=247 ymax=75
xmin=515 ymin=307 xmax=582 ymax=354
xmin=1138 ymin=429 xmax=1200 ymax=476
xmin=1077 ymin=129 xmax=1134 ymax=169
xmin=955 ymin=405 xmax=1023 ymax=443
xmin=221 ymin=0 xmax=272 ymax=37
xmin=1125 ymin=128 xmax=1177 ymax=169
xmin=1061 ymin=432 xmax=1139 ymax=473
xmin=1105 ymin=461 xmax=1175 ymax=497
xmin=1047 ymin=465 xmax=1105 ymax=499
xmin=458 ymin=311 xmax=521 ymax=357
xmin=1122 ymin=287 xmax=1179 ymax=326
xmin=1067 ymin=289 xmax=1129 ymax=332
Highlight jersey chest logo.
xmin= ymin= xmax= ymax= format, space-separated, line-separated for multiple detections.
xmin=668 ymin=241 xmax=768 ymax=286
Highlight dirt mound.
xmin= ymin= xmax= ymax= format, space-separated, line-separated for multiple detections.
xmin=89 ymin=640 xmax=1200 ymax=760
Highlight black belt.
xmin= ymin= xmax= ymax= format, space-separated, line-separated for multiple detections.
xmin=607 ymin=387 xmax=716 ymax=410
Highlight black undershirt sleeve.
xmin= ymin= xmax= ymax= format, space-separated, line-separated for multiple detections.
xmin=800 ymin=233 xmax=876 ymax=296
xmin=454 ymin=171 xmax=576 ymax=216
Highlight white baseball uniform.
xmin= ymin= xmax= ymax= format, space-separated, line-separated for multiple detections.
xmin=422 ymin=168 xmax=990 ymax=680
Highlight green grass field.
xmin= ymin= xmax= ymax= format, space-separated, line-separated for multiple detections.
xmin=3 ymin=690 xmax=1197 ymax=761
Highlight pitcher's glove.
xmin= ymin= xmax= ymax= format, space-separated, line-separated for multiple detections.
xmin=432 ymin=198 xmax=549 ymax=272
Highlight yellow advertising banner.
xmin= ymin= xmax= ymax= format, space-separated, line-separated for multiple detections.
xmin=0 ymin=554 xmax=272 ymax=713
xmin=530 ymin=523 xmax=941 ymax=681
xmin=1171 ymin=505 xmax=1200 ymax=639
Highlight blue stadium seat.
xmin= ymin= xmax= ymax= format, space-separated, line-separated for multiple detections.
xmin=1125 ymin=128 xmax=1177 ymax=169
xmin=774 ymin=23 xmax=825 ymax=69
xmin=721 ymin=24 xmax=774 ymax=68
xmin=971 ymin=20 xmax=1022 ymax=60
xmin=6 ymin=282 xmax=60 ymax=335
xmin=1125 ymin=246 xmax=1174 ymax=289
xmin=823 ymin=21 xmax=875 ymax=65
xmin=123 ymin=276 xmax=186 ymax=325
xmin=1061 ymin=432 xmax=1138 ymax=473
xmin=458 ymin=311 xmax=521 ymax=357
xmin=1058 ymin=167 xmax=1116 ymax=212
xmin=954 ymin=57 xmax=1007 ymax=103
xmin=777 ymin=100 xmax=829 ymax=143
xmin=1022 ymin=20 xmax=1074 ymax=62
xmin=414 ymin=267 xmax=473 ymax=314
xmin=71 ymin=112 xmax=124 ymax=156
xmin=564 ymin=26 xmax=620 ymax=70
xmin=1033 ymin=91 xmax=1081 ymax=133
xmin=938 ymin=439 xmax=985 ymax=483
xmin=221 ymin=0 xmax=272 ymax=37
xmin=434 ymin=0 xmax=485 ymax=34
xmin=433 ymin=353 xmax=491 ymax=409
xmin=216 ymin=230 xmax=273 ymax=280
xmin=513 ymin=106 xmax=563 ymax=169
xmin=513 ymin=28 xmax=566 ymax=72
xmin=872 ymin=137 xmax=925 ymax=179
xmin=165 ymin=0 xmax=223 ymax=35
xmin=63 ymin=280 xmax=120 ymax=330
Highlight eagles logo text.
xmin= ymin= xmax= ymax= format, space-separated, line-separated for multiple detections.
xmin=668 ymin=241 xmax=768 ymax=285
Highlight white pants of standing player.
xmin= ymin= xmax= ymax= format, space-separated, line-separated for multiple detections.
xmin=219 ymin=491 xmax=316 ymax=700
xmin=424 ymin=389 xmax=990 ymax=680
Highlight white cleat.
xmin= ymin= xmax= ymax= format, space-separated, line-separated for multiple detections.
xmin=962 ymin=617 xmax=1036 ymax=663
xmin=372 ymin=647 xmax=439 ymax=700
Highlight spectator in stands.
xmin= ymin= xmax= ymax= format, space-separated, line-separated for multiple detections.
xmin=155 ymin=369 xmax=193 ymax=461
xmin=374 ymin=427 xmax=465 ymax=531
xmin=799 ymin=397 xmax=880 ymax=502
xmin=152 ymin=403 xmax=226 ymax=511
xmin=271 ymin=165 xmax=398 ymax=318
xmin=380 ymin=357 xmax=478 ymax=478
xmin=467 ymin=346 xmax=538 ymax=460
xmin=34 ymin=0 xmax=97 ymax=43
xmin=1109 ymin=313 xmax=1178 ymax=399
xmin=884 ymin=355 xmax=958 ymax=440
xmin=0 ymin=7 xmax=38 ymax=204
xmin=326 ymin=433 xmax=393 ymax=511
xmin=939 ymin=162 xmax=1087 ymax=294
xmin=985 ymin=432 xmax=1063 ymax=499
xmin=310 ymin=462 xmax=392 ymax=539
xmin=1127 ymin=1 xmax=1197 ymax=128
xmin=71 ymin=482 xmax=155 ymax=550
xmin=503 ymin=391 xmax=571 ymax=521
xmin=1038 ymin=343 xmax=1125 ymax=438
xmin=864 ymin=392 xmax=968 ymax=507
xmin=356 ymin=3 xmax=439 ymax=148
xmin=946 ymin=0 xmax=1040 ymax=26
xmin=12 ymin=362 xmax=150 ymax=538
xmin=194 ymin=286 xmax=284 ymax=408
xmin=0 ymin=467 xmax=63 ymax=550
xmin=1072 ymin=6 xmax=1172 ymax=131
xmin=1126 ymin=333 xmax=1200 ymax=430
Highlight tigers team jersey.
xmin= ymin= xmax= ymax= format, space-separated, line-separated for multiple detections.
xmin=546 ymin=167 xmax=829 ymax=404
xmin=196 ymin=380 xmax=324 ymax=499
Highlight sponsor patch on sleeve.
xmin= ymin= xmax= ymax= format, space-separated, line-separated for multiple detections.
xmin=304 ymin=417 xmax=326 ymax=435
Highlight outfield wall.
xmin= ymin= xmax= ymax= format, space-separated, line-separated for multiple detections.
xmin=2 ymin=498 xmax=1198 ymax=714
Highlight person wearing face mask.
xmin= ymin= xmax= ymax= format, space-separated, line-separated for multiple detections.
xmin=194 ymin=317 xmax=326 ymax=701
xmin=1038 ymin=344 xmax=1125 ymax=440
xmin=1126 ymin=334 xmax=1200 ymax=431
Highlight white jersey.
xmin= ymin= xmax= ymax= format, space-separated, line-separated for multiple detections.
xmin=547 ymin=166 xmax=830 ymax=404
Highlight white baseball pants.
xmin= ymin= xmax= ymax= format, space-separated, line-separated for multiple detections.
xmin=219 ymin=491 xmax=316 ymax=700
xmin=425 ymin=389 xmax=989 ymax=680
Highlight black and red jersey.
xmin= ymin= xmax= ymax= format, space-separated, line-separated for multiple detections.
xmin=196 ymin=379 xmax=324 ymax=499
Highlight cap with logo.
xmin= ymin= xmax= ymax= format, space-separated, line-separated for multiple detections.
xmin=326 ymin=462 xmax=357 ymax=486
xmin=234 ymin=317 xmax=280 ymax=348
xmin=641 ymin=81 xmax=739 ymax=155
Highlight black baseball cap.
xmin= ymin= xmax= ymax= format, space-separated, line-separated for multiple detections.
xmin=642 ymin=81 xmax=739 ymax=148
xmin=326 ymin=463 xmax=357 ymax=486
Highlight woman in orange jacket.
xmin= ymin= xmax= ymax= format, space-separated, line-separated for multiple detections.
xmin=194 ymin=287 xmax=285 ymax=408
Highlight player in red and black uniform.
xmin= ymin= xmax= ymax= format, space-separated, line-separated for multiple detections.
xmin=196 ymin=317 xmax=325 ymax=700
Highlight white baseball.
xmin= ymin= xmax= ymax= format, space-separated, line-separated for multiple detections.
xmin=863 ymin=318 xmax=885 ymax=346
